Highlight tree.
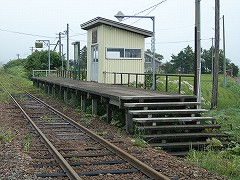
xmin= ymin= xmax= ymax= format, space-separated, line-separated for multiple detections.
xmin=230 ymin=63 xmax=239 ymax=77
xmin=170 ymin=45 xmax=194 ymax=74
xmin=25 ymin=50 xmax=63 ymax=72
xmin=3 ymin=58 xmax=27 ymax=70
xmin=145 ymin=49 xmax=164 ymax=61
xmin=201 ymin=47 xmax=213 ymax=73
xmin=163 ymin=61 xmax=175 ymax=73
xmin=202 ymin=47 xmax=238 ymax=76
xmin=80 ymin=46 xmax=87 ymax=69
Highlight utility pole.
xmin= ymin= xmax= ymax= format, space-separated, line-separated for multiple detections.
xmin=58 ymin=32 xmax=64 ymax=71
xmin=59 ymin=32 xmax=62 ymax=55
xmin=66 ymin=23 xmax=69 ymax=71
xmin=195 ymin=0 xmax=201 ymax=108
xmin=30 ymin=47 xmax=34 ymax=53
xmin=223 ymin=15 xmax=226 ymax=88
xmin=211 ymin=0 xmax=220 ymax=109
xmin=211 ymin=38 xmax=214 ymax=75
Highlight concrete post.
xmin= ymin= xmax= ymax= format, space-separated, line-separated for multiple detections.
xmin=71 ymin=90 xmax=77 ymax=106
xmin=92 ymin=99 xmax=98 ymax=115
xmin=106 ymin=103 xmax=112 ymax=123
xmin=64 ymin=88 xmax=68 ymax=103
xmin=81 ymin=95 xmax=86 ymax=111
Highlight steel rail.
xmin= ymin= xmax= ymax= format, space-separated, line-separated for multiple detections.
xmin=1 ymin=83 xmax=82 ymax=180
xmin=23 ymin=88 xmax=170 ymax=180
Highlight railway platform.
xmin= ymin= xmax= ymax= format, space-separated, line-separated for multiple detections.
xmin=32 ymin=77 xmax=227 ymax=156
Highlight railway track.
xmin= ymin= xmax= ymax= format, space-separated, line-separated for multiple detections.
xmin=2 ymin=83 xmax=169 ymax=180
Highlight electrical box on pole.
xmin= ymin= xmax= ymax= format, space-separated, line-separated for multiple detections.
xmin=35 ymin=42 xmax=43 ymax=48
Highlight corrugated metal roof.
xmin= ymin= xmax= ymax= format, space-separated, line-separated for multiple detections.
xmin=81 ymin=17 xmax=152 ymax=38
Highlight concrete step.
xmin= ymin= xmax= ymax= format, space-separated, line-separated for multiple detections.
xmin=124 ymin=102 xmax=200 ymax=108
xmin=128 ymin=109 xmax=208 ymax=115
xmin=150 ymin=141 xmax=229 ymax=149
xmin=133 ymin=117 xmax=216 ymax=123
xmin=137 ymin=124 xmax=221 ymax=131
xmin=143 ymin=132 xmax=228 ymax=140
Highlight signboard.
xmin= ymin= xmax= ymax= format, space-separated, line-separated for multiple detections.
xmin=35 ymin=42 xmax=43 ymax=48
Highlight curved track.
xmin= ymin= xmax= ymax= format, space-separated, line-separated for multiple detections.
xmin=2 ymin=83 xmax=169 ymax=180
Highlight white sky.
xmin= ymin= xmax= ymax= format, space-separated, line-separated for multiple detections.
xmin=0 ymin=0 xmax=239 ymax=67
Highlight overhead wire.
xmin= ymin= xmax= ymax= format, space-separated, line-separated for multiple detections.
xmin=130 ymin=3 xmax=160 ymax=25
xmin=122 ymin=0 xmax=168 ymax=22
xmin=0 ymin=28 xmax=55 ymax=39
xmin=145 ymin=38 xmax=212 ymax=45
xmin=69 ymin=28 xmax=87 ymax=37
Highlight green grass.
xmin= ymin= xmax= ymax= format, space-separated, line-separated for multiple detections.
xmin=156 ymin=74 xmax=240 ymax=109
xmin=23 ymin=134 xmax=32 ymax=152
xmin=131 ymin=138 xmax=148 ymax=148
xmin=0 ymin=128 xmax=14 ymax=143
xmin=186 ymin=149 xmax=240 ymax=180
xmin=183 ymin=76 xmax=240 ymax=179
xmin=1 ymin=64 xmax=240 ymax=179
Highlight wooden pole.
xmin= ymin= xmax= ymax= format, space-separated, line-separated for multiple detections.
xmin=211 ymin=0 xmax=220 ymax=109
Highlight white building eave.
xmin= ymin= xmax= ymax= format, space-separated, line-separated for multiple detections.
xmin=81 ymin=17 xmax=152 ymax=38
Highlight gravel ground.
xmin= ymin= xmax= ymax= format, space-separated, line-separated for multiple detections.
xmin=0 ymin=96 xmax=228 ymax=180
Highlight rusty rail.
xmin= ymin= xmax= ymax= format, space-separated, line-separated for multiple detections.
xmin=2 ymin=82 xmax=170 ymax=180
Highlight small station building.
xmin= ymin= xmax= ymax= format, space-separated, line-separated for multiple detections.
xmin=81 ymin=17 xmax=152 ymax=84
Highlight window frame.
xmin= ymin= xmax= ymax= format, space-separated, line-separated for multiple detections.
xmin=106 ymin=47 xmax=142 ymax=60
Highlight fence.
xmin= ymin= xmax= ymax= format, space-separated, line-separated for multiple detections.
xmin=56 ymin=70 xmax=87 ymax=80
xmin=104 ymin=72 xmax=195 ymax=95
xmin=32 ymin=70 xmax=57 ymax=77
xmin=36 ymin=69 xmax=196 ymax=95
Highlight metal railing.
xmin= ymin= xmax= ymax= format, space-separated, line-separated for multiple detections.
xmin=37 ymin=69 xmax=195 ymax=95
xmin=104 ymin=71 xmax=195 ymax=94
xmin=32 ymin=70 xmax=57 ymax=77
xmin=56 ymin=70 xmax=87 ymax=81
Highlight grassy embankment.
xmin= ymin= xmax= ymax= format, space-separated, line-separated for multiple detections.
xmin=1 ymin=65 xmax=240 ymax=179
xmin=156 ymin=74 xmax=240 ymax=180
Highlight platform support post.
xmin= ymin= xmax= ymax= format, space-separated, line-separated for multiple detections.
xmin=33 ymin=80 xmax=37 ymax=87
xmin=92 ymin=99 xmax=98 ymax=115
xmin=48 ymin=84 xmax=51 ymax=95
xmin=71 ymin=90 xmax=76 ymax=106
xmin=106 ymin=103 xmax=112 ymax=123
xmin=36 ymin=81 xmax=40 ymax=88
xmin=44 ymin=83 xmax=48 ymax=93
xmin=81 ymin=95 xmax=86 ymax=111
xmin=58 ymin=86 xmax=62 ymax=99
xmin=39 ymin=82 xmax=42 ymax=90
xmin=126 ymin=110 xmax=133 ymax=134
xmin=64 ymin=88 xmax=68 ymax=103
xmin=52 ymin=85 xmax=55 ymax=97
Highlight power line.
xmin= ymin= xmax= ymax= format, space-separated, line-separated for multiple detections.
xmin=69 ymin=34 xmax=87 ymax=38
xmin=0 ymin=28 xmax=55 ymax=39
xmin=145 ymin=38 xmax=212 ymax=45
xmin=69 ymin=28 xmax=87 ymax=36
xmin=122 ymin=0 xmax=168 ymax=22
xmin=130 ymin=2 xmax=160 ymax=25
xmin=133 ymin=0 xmax=168 ymax=16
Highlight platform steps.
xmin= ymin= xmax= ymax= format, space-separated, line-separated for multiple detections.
xmin=124 ymin=100 xmax=228 ymax=156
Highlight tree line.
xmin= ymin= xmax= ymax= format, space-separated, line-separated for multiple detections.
xmin=3 ymin=45 xmax=239 ymax=77
xmin=163 ymin=45 xmax=239 ymax=76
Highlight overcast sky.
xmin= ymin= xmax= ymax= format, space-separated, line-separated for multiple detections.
xmin=0 ymin=0 xmax=239 ymax=67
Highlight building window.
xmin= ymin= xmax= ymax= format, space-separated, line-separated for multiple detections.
xmin=106 ymin=48 xmax=124 ymax=58
xmin=106 ymin=48 xmax=141 ymax=59
xmin=92 ymin=29 xmax=97 ymax=44
xmin=125 ymin=49 xmax=141 ymax=58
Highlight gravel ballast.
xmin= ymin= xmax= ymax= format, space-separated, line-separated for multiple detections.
xmin=0 ymin=97 xmax=227 ymax=179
